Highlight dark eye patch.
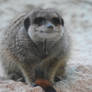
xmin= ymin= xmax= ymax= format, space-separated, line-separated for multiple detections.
xmin=51 ymin=17 xmax=61 ymax=26
xmin=33 ymin=17 xmax=46 ymax=26
xmin=51 ymin=17 xmax=64 ymax=26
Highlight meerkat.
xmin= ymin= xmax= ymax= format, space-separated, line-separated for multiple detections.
xmin=0 ymin=8 xmax=70 ymax=92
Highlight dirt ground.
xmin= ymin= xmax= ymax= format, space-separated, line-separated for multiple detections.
xmin=0 ymin=0 xmax=92 ymax=92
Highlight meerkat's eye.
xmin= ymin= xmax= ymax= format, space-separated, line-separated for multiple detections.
xmin=33 ymin=17 xmax=46 ymax=26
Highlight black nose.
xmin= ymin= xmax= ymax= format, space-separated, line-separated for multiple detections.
xmin=47 ymin=24 xmax=54 ymax=29
xmin=48 ymin=25 xmax=53 ymax=29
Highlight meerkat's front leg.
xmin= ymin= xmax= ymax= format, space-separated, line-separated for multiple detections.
xmin=18 ymin=61 xmax=35 ymax=85
xmin=54 ymin=61 xmax=67 ymax=82
xmin=37 ymin=57 xmax=60 ymax=84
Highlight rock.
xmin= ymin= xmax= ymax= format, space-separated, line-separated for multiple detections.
xmin=0 ymin=79 xmax=62 ymax=92
xmin=0 ymin=80 xmax=43 ymax=92
xmin=55 ymin=64 xmax=92 ymax=92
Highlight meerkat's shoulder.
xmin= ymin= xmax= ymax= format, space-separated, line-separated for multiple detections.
xmin=8 ymin=11 xmax=31 ymax=29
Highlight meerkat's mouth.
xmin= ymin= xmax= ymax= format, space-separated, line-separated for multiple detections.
xmin=40 ymin=30 xmax=58 ymax=33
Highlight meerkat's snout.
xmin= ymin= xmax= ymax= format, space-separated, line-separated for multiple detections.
xmin=46 ymin=22 xmax=54 ymax=29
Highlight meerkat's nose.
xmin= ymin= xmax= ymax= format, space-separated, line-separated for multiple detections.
xmin=47 ymin=23 xmax=54 ymax=29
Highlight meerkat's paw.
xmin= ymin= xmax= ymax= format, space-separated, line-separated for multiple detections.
xmin=54 ymin=76 xmax=61 ymax=82
xmin=54 ymin=74 xmax=67 ymax=82
xmin=9 ymin=73 xmax=25 ymax=82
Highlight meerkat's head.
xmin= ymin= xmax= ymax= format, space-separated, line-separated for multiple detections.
xmin=24 ymin=8 xmax=64 ymax=42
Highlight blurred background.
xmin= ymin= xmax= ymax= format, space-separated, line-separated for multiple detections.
xmin=0 ymin=0 xmax=92 ymax=91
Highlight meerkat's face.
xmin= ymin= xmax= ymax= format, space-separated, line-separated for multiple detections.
xmin=24 ymin=8 xmax=64 ymax=42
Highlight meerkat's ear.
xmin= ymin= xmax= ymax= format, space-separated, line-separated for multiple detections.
xmin=24 ymin=17 xmax=30 ymax=31
xmin=56 ymin=11 xmax=64 ymax=26
xmin=61 ymin=18 xmax=64 ymax=26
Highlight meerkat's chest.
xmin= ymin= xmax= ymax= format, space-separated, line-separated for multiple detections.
xmin=34 ymin=41 xmax=60 ymax=59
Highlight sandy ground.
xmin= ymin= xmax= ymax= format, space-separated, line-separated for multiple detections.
xmin=0 ymin=0 xmax=92 ymax=92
